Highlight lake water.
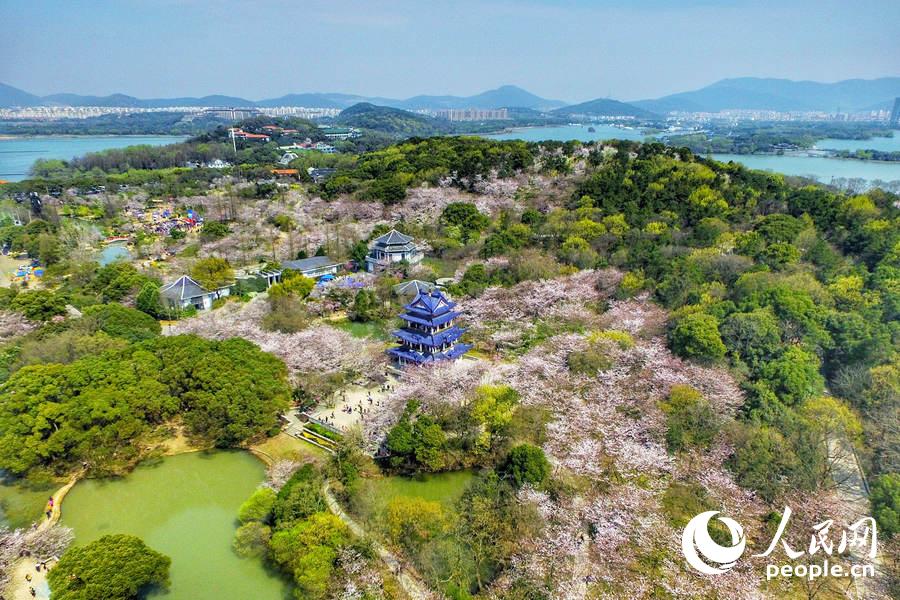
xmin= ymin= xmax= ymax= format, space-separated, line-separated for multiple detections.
xmin=0 ymin=135 xmax=187 ymax=181
xmin=483 ymin=125 xmax=900 ymax=184
xmin=711 ymin=153 xmax=900 ymax=183
xmin=484 ymin=123 xmax=648 ymax=143
xmin=814 ymin=131 xmax=900 ymax=152
xmin=61 ymin=451 xmax=288 ymax=600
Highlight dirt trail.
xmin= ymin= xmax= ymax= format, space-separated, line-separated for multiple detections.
xmin=322 ymin=482 xmax=437 ymax=600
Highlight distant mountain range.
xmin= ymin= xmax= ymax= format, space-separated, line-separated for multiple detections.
xmin=2 ymin=77 xmax=898 ymax=115
xmin=632 ymin=77 xmax=900 ymax=113
xmin=552 ymin=98 xmax=657 ymax=119
xmin=0 ymin=83 xmax=566 ymax=112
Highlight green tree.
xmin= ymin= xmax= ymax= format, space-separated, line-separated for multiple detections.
xmin=48 ymin=534 xmax=170 ymax=600
xmin=760 ymin=346 xmax=824 ymax=405
xmin=201 ymin=221 xmax=231 ymax=240
xmin=238 ymin=487 xmax=277 ymax=524
xmin=269 ymin=512 xmax=351 ymax=600
xmin=501 ymin=444 xmax=550 ymax=487
xmin=669 ymin=312 xmax=726 ymax=361
xmin=135 ymin=282 xmax=164 ymax=319
xmin=349 ymin=288 xmax=378 ymax=322
xmin=269 ymin=274 xmax=315 ymax=299
xmin=82 ymin=303 xmax=161 ymax=342
xmin=441 ymin=202 xmax=490 ymax=243
xmin=870 ymin=474 xmax=900 ymax=538
xmin=11 ymin=289 xmax=67 ymax=321
xmin=659 ymin=385 xmax=719 ymax=452
xmin=272 ymin=465 xmax=326 ymax=526
xmin=720 ymin=308 xmax=781 ymax=368
xmin=190 ymin=257 xmax=234 ymax=290
xmin=233 ymin=521 xmax=272 ymax=558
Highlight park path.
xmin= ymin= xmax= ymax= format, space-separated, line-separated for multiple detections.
xmin=322 ymin=482 xmax=437 ymax=600
xmin=828 ymin=437 xmax=888 ymax=599
xmin=7 ymin=470 xmax=82 ymax=600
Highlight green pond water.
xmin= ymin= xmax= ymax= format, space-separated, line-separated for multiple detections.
xmin=61 ymin=451 xmax=288 ymax=600
xmin=0 ymin=473 xmax=55 ymax=529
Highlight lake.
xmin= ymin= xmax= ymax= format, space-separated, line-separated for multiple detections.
xmin=0 ymin=135 xmax=187 ymax=181
xmin=815 ymin=131 xmax=900 ymax=152
xmin=483 ymin=125 xmax=900 ymax=184
xmin=61 ymin=451 xmax=288 ymax=600
xmin=484 ymin=123 xmax=648 ymax=143
xmin=711 ymin=153 xmax=900 ymax=184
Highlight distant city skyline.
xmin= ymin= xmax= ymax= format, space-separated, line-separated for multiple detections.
xmin=1 ymin=0 xmax=898 ymax=103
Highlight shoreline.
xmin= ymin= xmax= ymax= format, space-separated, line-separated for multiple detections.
xmin=5 ymin=438 xmax=278 ymax=599
xmin=0 ymin=134 xmax=189 ymax=140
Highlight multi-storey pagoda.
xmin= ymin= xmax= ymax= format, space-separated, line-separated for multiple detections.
xmin=388 ymin=289 xmax=471 ymax=365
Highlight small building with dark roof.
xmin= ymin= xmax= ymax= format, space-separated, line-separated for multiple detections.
xmin=281 ymin=256 xmax=343 ymax=279
xmin=159 ymin=275 xmax=231 ymax=312
xmin=256 ymin=256 xmax=343 ymax=288
xmin=392 ymin=279 xmax=435 ymax=298
xmin=365 ymin=229 xmax=424 ymax=272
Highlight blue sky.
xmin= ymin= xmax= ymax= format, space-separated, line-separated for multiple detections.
xmin=1 ymin=0 xmax=898 ymax=102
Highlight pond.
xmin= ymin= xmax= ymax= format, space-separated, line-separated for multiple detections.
xmin=61 ymin=451 xmax=288 ymax=600
xmin=98 ymin=241 xmax=132 ymax=265
xmin=0 ymin=472 xmax=56 ymax=529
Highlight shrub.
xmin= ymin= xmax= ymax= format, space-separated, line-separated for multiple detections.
xmin=567 ymin=345 xmax=612 ymax=375
xmin=659 ymin=385 xmax=719 ymax=452
xmin=82 ymin=303 xmax=161 ymax=341
xmin=870 ymin=473 xmax=899 ymax=538
xmin=238 ymin=487 xmax=277 ymax=524
xmin=48 ymin=534 xmax=170 ymax=600
xmin=589 ymin=329 xmax=635 ymax=350
xmin=669 ymin=311 xmax=726 ymax=361
xmin=501 ymin=444 xmax=551 ymax=487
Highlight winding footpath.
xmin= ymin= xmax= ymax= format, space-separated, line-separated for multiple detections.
xmin=8 ymin=470 xmax=83 ymax=600
xmin=322 ymin=482 xmax=437 ymax=600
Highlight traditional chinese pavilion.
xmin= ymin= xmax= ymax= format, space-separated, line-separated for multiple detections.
xmin=388 ymin=289 xmax=471 ymax=365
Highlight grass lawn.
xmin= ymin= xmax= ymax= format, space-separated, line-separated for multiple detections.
xmin=330 ymin=317 xmax=392 ymax=341
xmin=421 ymin=257 xmax=459 ymax=279
xmin=366 ymin=470 xmax=475 ymax=512
xmin=252 ymin=432 xmax=326 ymax=464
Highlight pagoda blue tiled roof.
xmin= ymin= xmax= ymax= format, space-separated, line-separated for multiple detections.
xmin=388 ymin=289 xmax=471 ymax=365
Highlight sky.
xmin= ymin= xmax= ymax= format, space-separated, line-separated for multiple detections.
xmin=1 ymin=0 xmax=898 ymax=103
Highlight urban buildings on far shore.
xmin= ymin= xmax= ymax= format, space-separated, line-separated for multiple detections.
xmin=416 ymin=108 xmax=510 ymax=121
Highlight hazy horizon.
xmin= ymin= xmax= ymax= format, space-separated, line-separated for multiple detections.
xmin=2 ymin=0 xmax=899 ymax=103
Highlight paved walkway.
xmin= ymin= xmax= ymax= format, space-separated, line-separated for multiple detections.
xmin=310 ymin=377 xmax=397 ymax=432
xmin=322 ymin=482 xmax=435 ymax=600
xmin=828 ymin=437 xmax=886 ymax=599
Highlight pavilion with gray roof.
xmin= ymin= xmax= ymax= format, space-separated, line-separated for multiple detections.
xmin=365 ymin=229 xmax=424 ymax=272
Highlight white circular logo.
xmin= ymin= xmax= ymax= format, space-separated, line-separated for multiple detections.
xmin=682 ymin=510 xmax=747 ymax=574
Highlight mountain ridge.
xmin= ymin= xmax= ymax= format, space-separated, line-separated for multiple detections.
xmin=632 ymin=76 xmax=900 ymax=113
xmin=0 ymin=83 xmax=565 ymax=111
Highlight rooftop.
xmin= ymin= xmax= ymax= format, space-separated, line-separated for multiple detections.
xmin=159 ymin=275 xmax=208 ymax=300
xmin=281 ymin=256 xmax=342 ymax=272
